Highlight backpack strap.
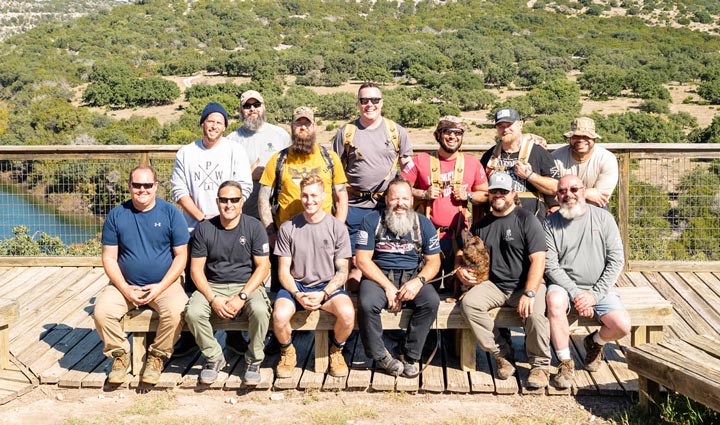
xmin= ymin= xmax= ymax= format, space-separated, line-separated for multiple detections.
xmin=270 ymin=148 xmax=290 ymax=210
xmin=343 ymin=117 xmax=401 ymax=185
xmin=318 ymin=145 xmax=337 ymax=214
xmin=374 ymin=213 xmax=423 ymax=256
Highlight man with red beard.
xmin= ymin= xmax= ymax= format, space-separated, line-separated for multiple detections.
xmin=402 ymin=115 xmax=488 ymax=289
xmin=355 ymin=177 xmax=441 ymax=378
xmin=544 ymin=175 xmax=628 ymax=389
xmin=456 ymin=171 xmax=552 ymax=390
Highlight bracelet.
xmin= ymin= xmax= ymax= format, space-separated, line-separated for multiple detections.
xmin=322 ymin=289 xmax=330 ymax=300
xmin=527 ymin=171 xmax=535 ymax=180
xmin=293 ymin=290 xmax=300 ymax=299
xmin=420 ymin=190 xmax=427 ymax=200
xmin=210 ymin=294 xmax=218 ymax=303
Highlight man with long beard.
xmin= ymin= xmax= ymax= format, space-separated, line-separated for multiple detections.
xmin=402 ymin=115 xmax=488 ymax=289
xmin=355 ymin=177 xmax=441 ymax=378
xmin=544 ymin=175 xmax=629 ymax=389
xmin=455 ymin=171 xmax=552 ymax=390
xmin=227 ymin=90 xmax=291 ymax=219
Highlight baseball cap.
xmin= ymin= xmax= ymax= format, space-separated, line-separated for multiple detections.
xmin=292 ymin=106 xmax=314 ymax=123
xmin=563 ymin=117 xmax=602 ymax=139
xmin=240 ymin=90 xmax=264 ymax=106
xmin=488 ymin=171 xmax=514 ymax=191
xmin=494 ymin=108 xmax=521 ymax=125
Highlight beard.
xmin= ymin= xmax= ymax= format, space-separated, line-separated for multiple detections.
xmin=439 ymin=138 xmax=462 ymax=154
xmin=559 ymin=197 xmax=588 ymax=220
xmin=241 ymin=110 xmax=267 ymax=132
xmin=384 ymin=206 xmax=417 ymax=237
xmin=291 ymin=131 xmax=316 ymax=154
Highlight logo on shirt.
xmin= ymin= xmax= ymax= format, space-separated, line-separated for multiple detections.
xmin=428 ymin=234 xmax=440 ymax=251
xmin=503 ymin=229 xmax=514 ymax=242
xmin=357 ymin=230 xmax=369 ymax=246
xmin=154 ymin=222 xmax=162 ymax=227
xmin=262 ymin=243 xmax=269 ymax=253
xmin=239 ymin=236 xmax=247 ymax=245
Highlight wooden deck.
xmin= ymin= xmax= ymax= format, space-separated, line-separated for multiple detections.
xmin=0 ymin=263 xmax=718 ymax=403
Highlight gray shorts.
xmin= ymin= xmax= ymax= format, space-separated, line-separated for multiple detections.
xmin=547 ymin=284 xmax=626 ymax=323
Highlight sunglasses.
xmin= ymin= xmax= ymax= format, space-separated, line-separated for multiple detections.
xmin=218 ymin=197 xmax=242 ymax=204
xmin=557 ymin=186 xmax=585 ymax=195
xmin=442 ymin=129 xmax=464 ymax=136
xmin=359 ymin=97 xmax=382 ymax=105
xmin=130 ymin=182 xmax=155 ymax=190
xmin=489 ymin=189 xmax=510 ymax=195
xmin=242 ymin=101 xmax=263 ymax=110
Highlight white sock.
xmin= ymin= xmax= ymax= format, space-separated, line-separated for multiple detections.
xmin=593 ymin=332 xmax=608 ymax=346
xmin=555 ymin=348 xmax=571 ymax=361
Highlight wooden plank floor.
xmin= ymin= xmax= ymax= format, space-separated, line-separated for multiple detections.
xmin=0 ymin=265 xmax=718 ymax=401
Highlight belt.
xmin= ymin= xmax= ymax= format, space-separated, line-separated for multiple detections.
xmin=348 ymin=186 xmax=385 ymax=200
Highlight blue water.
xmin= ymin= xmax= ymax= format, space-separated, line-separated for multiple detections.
xmin=0 ymin=189 xmax=99 ymax=245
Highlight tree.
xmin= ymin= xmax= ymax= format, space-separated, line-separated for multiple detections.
xmin=698 ymin=79 xmax=720 ymax=104
xmin=577 ymin=65 xmax=626 ymax=99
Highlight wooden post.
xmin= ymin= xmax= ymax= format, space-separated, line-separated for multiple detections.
xmin=617 ymin=151 xmax=631 ymax=271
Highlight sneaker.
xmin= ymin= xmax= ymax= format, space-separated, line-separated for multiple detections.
xmin=141 ymin=348 xmax=166 ymax=385
xmin=199 ymin=355 xmax=226 ymax=385
xmin=493 ymin=352 xmax=516 ymax=380
xmin=551 ymin=359 xmax=575 ymax=389
xmin=527 ymin=367 xmax=550 ymax=389
xmin=108 ymin=350 xmax=130 ymax=384
xmin=328 ymin=345 xmax=349 ymax=377
xmin=400 ymin=357 xmax=419 ymax=378
xmin=244 ymin=363 xmax=261 ymax=385
xmin=376 ymin=350 xmax=404 ymax=377
xmin=226 ymin=331 xmax=249 ymax=356
xmin=583 ymin=331 xmax=604 ymax=372
xmin=171 ymin=332 xmax=198 ymax=358
xmin=276 ymin=343 xmax=296 ymax=378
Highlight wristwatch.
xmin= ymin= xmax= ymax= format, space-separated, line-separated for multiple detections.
xmin=419 ymin=276 xmax=427 ymax=285
xmin=239 ymin=292 xmax=248 ymax=301
xmin=467 ymin=192 xmax=474 ymax=203
xmin=523 ymin=290 xmax=535 ymax=298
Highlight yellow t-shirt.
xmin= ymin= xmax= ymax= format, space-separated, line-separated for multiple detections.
xmin=260 ymin=145 xmax=347 ymax=227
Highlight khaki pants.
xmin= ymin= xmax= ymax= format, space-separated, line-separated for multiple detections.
xmin=93 ymin=280 xmax=188 ymax=357
xmin=461 ymin=282 xmax=551 ymax=367
xmin=184 ymin=283 xmax=271 ymax=365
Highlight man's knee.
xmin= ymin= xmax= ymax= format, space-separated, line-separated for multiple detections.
xmin=334 ymin=299 xmax=356 ymax=327
xmin=602 ymin=310 xmax=631 ymax=336
xmin=184 ymin=299 xmax=208 ymax=324
xmin=545 ymin=290 xmax=568 ymax=318
xmin=272 ymin=299 xmax=295 ymax=324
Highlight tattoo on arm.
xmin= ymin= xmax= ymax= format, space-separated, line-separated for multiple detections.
xmin=326 ymin=259 xmax=349 ymax=293
xmin=335 ymin=184 xmax=346 ymax=193
xmin=258 ymin=185 xmax=274 ymax=230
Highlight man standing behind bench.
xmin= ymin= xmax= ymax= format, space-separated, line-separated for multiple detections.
xmin=184 ymin=181 xmax=271 ymax=385
xmin=93 ymin=165 xmax=189 ymax=385
xmin=544 ymin=175 xmax=629 ymax=389
xmin=273 ymin=174 xmax=355 ymax=378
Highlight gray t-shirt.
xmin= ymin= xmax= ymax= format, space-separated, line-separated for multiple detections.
xmin=226 ymin=123 xmax=291 ymax=218
xmin=543 ymin=205 xmax=624 ymax=301
xmin=274 ymin=213 xmax=352 ymax=288
xmin=332 ymin=119 xmax=413 ymax=208
xmin=552 ymin=144 xmax=618 ymax=199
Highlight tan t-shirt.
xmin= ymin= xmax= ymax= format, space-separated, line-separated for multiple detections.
xmin=552 ymin=144 xmax=618 ymax=197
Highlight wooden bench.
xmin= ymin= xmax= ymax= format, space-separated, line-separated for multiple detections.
xmin=626 ymin=334 xmax=720 ymax=413
xmin=123 ymin=286 xmax=672 ymax=377
xmin=0 ymin=298 xmax=19 ymax=370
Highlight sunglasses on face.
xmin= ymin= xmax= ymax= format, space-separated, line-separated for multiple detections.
xmin=218 ymin=197 xmax=242 ymax=204
xmin=130 ymin=182 xmax=155 ymax=190
xmin=358 ymin=97 xmax=382 ymax=105
xmin=557 ymin=186 xmax=584 ymax=195
xmin=242 ymin=101 xmax=263 ymax=110
xmin=489 ymin=189 xmax=510 ymax=195
xmin=442 ymin=129 xmax=464 ymax=136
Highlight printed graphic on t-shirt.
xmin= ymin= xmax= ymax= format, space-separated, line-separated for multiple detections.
xmin=427 ymin=170 xmax=468 ymax=197
xmin=289 ymin=166 xmax=323 ymax=188
xmin=193 ymin=161 xmax=228 ymax=192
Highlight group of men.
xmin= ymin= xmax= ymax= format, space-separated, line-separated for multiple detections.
xmin=92 ymin=82 xmax=629 ymax=391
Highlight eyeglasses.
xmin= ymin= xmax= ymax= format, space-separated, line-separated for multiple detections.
xmin=130 ymin=182 xmax=155 ymax=190
xmin=358 ymin=97 xmax=382 ymax=105
xmin=218 ymin=197 xmax=242 ymax=204
xmin=442 ymin=129 xmax=464 ymax=136
xmin=557 ymin=186 xmax=585 ymax=195
xmin=489 ymin=189 xmax=510 ymax=195
xmin=242 ymin=101 xmax=263 ymax=110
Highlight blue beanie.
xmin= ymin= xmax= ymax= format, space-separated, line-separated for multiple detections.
xmin=199 ymin=102 xmax=229 ymax=127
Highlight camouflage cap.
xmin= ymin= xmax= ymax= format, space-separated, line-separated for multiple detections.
xmin=563 ymin=117 xmax=602 ymax=139
xmin=435 ymin=115 xmax=468 ymax=132
xmin=292 ymin=106 xmax=315 ymax=123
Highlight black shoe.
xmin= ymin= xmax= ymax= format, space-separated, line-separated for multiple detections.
xmin=225 ymin=331 xmax=249 ymax=355
xmin=264 ymin=332 xmax=281 ymax=356
xmin=172 ymin=332 xmax=198 ymax=358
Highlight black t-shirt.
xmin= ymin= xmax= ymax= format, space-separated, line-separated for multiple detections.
xmin=191 ymin=215 xmax=269 ymax=283
xmin=470 ymin=207 xmax=546 ymax=292
xmin=480 ymin=144 xmax=559 ymax=216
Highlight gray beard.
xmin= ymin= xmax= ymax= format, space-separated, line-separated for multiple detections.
xmin=384 ymin=207 xmax=417 ymax=237
xmin=559 ymin=198 xmax=588 ymax=220
xmin=291 ymin=132 xmax=316 ymax=154
xmin=242 ymin=112 xmax=266 ymax=132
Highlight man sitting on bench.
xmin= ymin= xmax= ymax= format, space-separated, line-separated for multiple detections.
xmin=273 ymin=174 xmax=355 ymax=378
xmin=544 ymin=175 xmax=630 ymax=389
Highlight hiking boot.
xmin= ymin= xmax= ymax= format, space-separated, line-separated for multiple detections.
xmin=276 ymin=343 xmax=296 ymax=378
xmin=108 ymin=350 xmax=130 ymax=384
xmin=329 ymin=345 xmax=349 ymax=377
xmin=141 ymin=348 xmax=166 ymax=385
xmin=244 ymin=363 xmax=261 ymax=385
xmin=583 ymin=331 xmax=604 ymax=372
xmin=400 ymin=357 xmax=420 ymax=378
xmin=493 ymin=352 xmax=516 ymax=380
xmin=551 ymin=359 xmax=575 ymax=389
xmin=527 ymin=367 xmax=550 ymax=390
xmin=225 ymin=331 xmax=249 ymax=356
xmin=199 ymin=355 xmax=226 ymax=385
xmin=376 ymin=350 xmax=404 ymax=377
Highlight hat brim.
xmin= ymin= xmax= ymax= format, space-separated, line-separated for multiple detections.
xmin=564 ymin=130 xmax=602 ymax=139
xmin=495 ymin=118 xmax=517 ymax=125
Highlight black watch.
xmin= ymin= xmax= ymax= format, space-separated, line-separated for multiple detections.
xmin=239 ymin=292 xmax=248 ymax=301
xmin=523 ymin=290 xmax=535 ymax=298
xmin=419 ymin=276 xmax=427 ymax=285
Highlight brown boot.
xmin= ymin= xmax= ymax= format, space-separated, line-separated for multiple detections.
xmin=527 ymin=367 xmax=550 ymax=389
xmin=329 ymin=345 xmax=349 ymax=377
xmin=583 ymin=331 xmax=604 ymax=372
xmin=142 ymin=348 xmax=166 ymax=385
xmin=108 ymin=349 xmax=130 ymax=384
xmin=276 ymin=343 xmax=296 ymax=378
xmin=551 ymin=359 xmax=575 ymax=389
xmin=493 ymin=352 xmax=515 ymax=380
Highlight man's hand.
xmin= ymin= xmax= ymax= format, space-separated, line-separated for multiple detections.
xmin=423 ymin=185 xmax=441 ymax=200
xmin=517 ymin=294 xmax=534 ymax=319
xmin=135 ymin=283 xmax=163 ymax=305
xmin=296 ymin=292 xmax=323 ymax=311
xmin=573 ymin=291 xmax=597 ymax=317
xmin=211 ymin=296 xmax=236 ymax=319
xmin=397 ymin=278 xmax=423 ymax=302
xmin=385 ymin=287 xmax=401 ymax=312
xmin=225 ymin=296 xmax=246 ymax=317
xmin=456 ymin=267 xmax=478 ymax=287
xmin=452 ymin=186 xmax=468 ymax=202
xmin=514 ymin=163 xmax=533 ymax=180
